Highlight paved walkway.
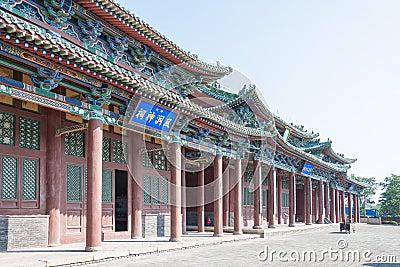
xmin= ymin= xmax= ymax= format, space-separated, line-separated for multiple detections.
xmin=0 ymin=223 xmax=335 ymax=267
xmin=91 ymin=224 xmax=400 ymax=267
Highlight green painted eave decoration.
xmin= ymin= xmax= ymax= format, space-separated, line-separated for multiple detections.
xmin=0 ymin=82 xmax=123 ymax=127
xmin=89 ymin=0 xmax=232 ymax=76
xmin=275 ymin=132 xmax=351 ymax=173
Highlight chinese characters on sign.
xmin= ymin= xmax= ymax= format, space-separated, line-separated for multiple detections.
xmin=131 ymin=100 xmax=177 ymax=132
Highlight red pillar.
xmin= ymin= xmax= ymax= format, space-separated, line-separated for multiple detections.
xmin=277 ymin=173 xmax=282 ymax=225
xmin=130 ymin=131 xmax=143 ymax=239
xmin=335 ymin=189 xmax=340 ymax=223
xmin=46 ymin=109 xmax=62 ymax=246
xmin=317 ymin=180 xmax=324 ymax=223
xmin=357 ymin=195 xmax=361 ymax=222
xmin=354 ymin=194 xmax=358 ymax=222
xmin=348 ymin=192 xmax=352 ymax=222
xmin=181 ymin=158 xmax=187 ymax=235
xmin=233 ymin=158 xmax=243 ymax=235
xmin=169 ymin=142 xmax=182 ymax=242
xmin=303 ymin=184 xmax=307 ymax=222
xmin=253 ymin=160 xmax=262 ymax=228
xmin=329 ymin=187 xmax=335 ymax=223
xmin=85 ymin=119 xmax=103 ymax=251
xmin=305 ymin=177 xmax=312 ymax=225
xmin=197 ymin=163 xmax=205 ymax=232
xmin=288 ymin=172 xmax=295 ymax=227
xmin=341 ymin=190 xmax=346 ymax=221
xmin=213 ymin=154 xmax=223 ymax=236
xmin=267 ymin=167 xmax=276 ymax=228
xmin=312 ymin=186 xmax=317 ymax=223
xmin=355 ymin=194 xmax=358 ymax=221
xmin=324 ymin=182 xmax=329 ymax=221
xmin=223 ymin=164 xmax=229 ymax=227
xmin=358 ymin=195 xmax=360 ymax=222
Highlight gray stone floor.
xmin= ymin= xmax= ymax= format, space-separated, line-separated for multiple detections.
xmin=90 ymin=224 xmax=400 ymax=267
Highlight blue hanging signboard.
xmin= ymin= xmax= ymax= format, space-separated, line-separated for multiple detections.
xmin=131 ymin=100 xmax=178 ymax=132
xmin=301 ymin=162 xmax=314 ymax=176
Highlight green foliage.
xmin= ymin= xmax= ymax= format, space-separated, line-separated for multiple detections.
xmin=352 ymin=174 xmax=378 ymax=216
xmin=379 ymin=174 xmax=400 ymax=217
xmin=381 ymin=221 xmax=398 ymax=225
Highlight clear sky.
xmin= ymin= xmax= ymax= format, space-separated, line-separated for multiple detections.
xmin=120 ymin=1 xmax=400 ymax=195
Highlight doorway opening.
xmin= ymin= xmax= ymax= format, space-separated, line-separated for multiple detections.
xmin=115 ymin=170 xmax=128 ymax=232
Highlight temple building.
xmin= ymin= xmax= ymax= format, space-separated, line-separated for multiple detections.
xmin=0 ymin=0 xmax=366 ymax=251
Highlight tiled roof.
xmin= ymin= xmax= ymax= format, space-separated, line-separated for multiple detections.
xmin=77 ymin=0 xmax=233 ymax=77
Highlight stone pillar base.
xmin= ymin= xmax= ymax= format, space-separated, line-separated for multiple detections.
xmin=233 ymin=231 xmax=243 ymax=235
xmin=213 ymin=233 xmax=224 ymax=237
xmin=169 ymin=237 xmax=181 ymax=242
xmin=288 ymin=224 xmax=295 ymax=227
xmin=306 ymin=223 xmax=312 ymax=225
xmin=268 ymin=225 xmax=276 ymax=229
xmin=85 ymin=246 xmax=102 ymax=252
xmin=253 ymin=225 xmax=263 ymax=229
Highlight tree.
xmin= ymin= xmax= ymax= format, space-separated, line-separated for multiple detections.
xmin=352 ymin=174 xmax=378 ymax=216
xmin=379 ymin=174 xmax=400 ymax=217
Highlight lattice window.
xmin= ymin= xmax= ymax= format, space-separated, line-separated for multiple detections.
xmin=282 ymin=180 xmax=289 ymax=189
xmin=65 ymin=131 xmax=85 ymax=157
xmin=84 ymin=166 xmax=87 ymax=201
xmin=1 ymin=156 xmax=18 ymax=200
xmin=166 ymin=151 xmax=171 ymax=171
xmin=249 ymin=189 xmax=254 ymax=206
xmin=161 ymin=177 xmax=168 ymax=204
xmin=19 ymin=117 xmax=40 ymax=150
xmin=282 ymin=192 xmax=289 ymax=207
xmin=143 ymin=175 xmax=151 ymax=204
xmin=262 ymin=176 xmax=268 ymax=186
xmin=244 ymin=171 xmax=254 ymax=183
xmin=22 ymin=158 xmax=38 ymax=200
xmin=152 ymin=176 xmax=160 ymax=204
xmin=243 ymin=187 xmax=248 ymax=206
xmin=0 ymin=112 xmax=15 ymax=146
xmin=102 ymin=169 xmax=113 ymax=203
xmin=154 ymin=150 xmax=166 ymax=170
xmin=113 ymin=139 xmax=126 ymax=164
xmin=143 ymin=151 xmax=153 ymax=168
xmin=67 ymin=164 xmax=82 ymax=202
xmin=102 ymin=136 xmax=111 ymax=162
xmin=262 ymin=190 xmax=267 ymax=207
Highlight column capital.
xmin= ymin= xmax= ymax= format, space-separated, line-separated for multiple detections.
xmin=85 ymin=85 xmax=111 ymax=107
xmin=270 ymin=165 xmax=276 ymax=173
xmin=89 ymin=109 xmax=104 ymax=121
xmin=215 ymin=147 xmax=223 ymax=156
xmin=166 ymin=134 xmax=181 ymax=144
xmin=234 ymin=152 xmax=245 ymax=160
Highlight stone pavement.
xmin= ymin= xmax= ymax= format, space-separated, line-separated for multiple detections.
xmin=0 ymin=223 xmax=337 ymax=267
xmin=91 ymin=223 xmax=400 ymax=267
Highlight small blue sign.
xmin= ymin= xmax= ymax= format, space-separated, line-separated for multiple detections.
xmin=131 ymin=100 xmax=177 ymax=132
xmin=301 ymin=162 xmax=314 ymax=176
